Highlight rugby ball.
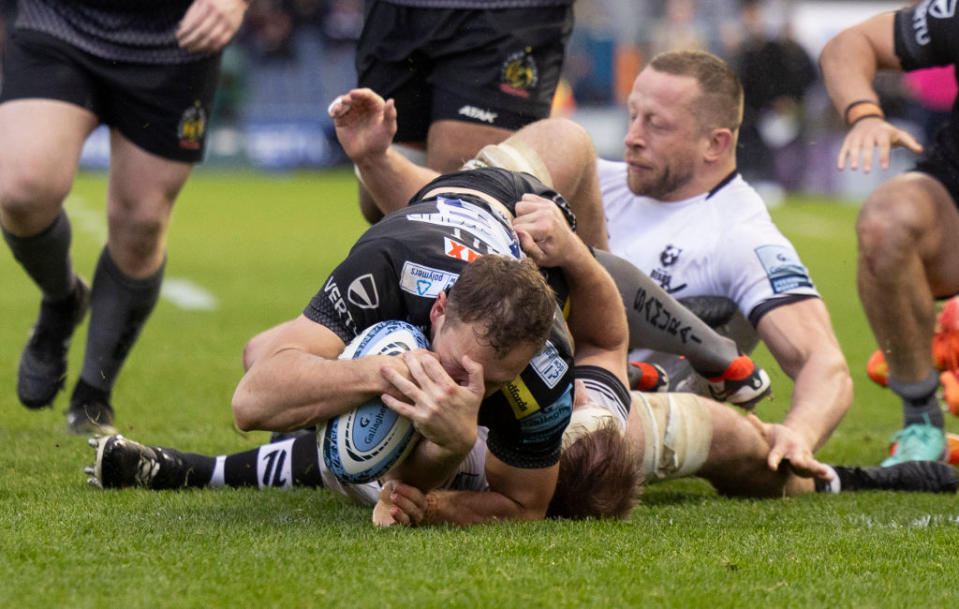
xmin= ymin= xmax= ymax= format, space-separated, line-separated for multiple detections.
xmin=317 ymin=320 xmax=429 ymax=484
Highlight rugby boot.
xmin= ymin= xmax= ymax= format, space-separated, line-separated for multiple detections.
xmin=627 ymin=361 xmax=669 ymax=392
xmin=706 ymin=354 xmax=772 ymax=410
xmin=882 ymin=418 xmax=947 ymax=467
xmin=85 ymin=435 xmax=191 ymax=489
xmin=66 ymin=380 xmax=117 ymax=435
xmin=17 ymin=278 xmax=89 ymax=408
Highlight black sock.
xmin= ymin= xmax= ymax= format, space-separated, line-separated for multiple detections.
xmin=79 ymin=247 xmax=164 ymax=394
xmin=2 ymin=211 xmax=75 ymax=301
xmin=195 ymin=431 xmax=323 ymax=489
xmin=71 ymin=378 xmax=111 ymax=408
xmin=888 ymin=370 xmax=944 ymax=429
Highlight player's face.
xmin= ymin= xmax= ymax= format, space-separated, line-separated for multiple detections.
xmin=623 ymin=68 xmax=704 ymax=201
xmin=431 ymin=319 xmax=538 ymax=398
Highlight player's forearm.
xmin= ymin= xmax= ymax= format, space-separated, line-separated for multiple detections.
xmin=355 ymin=148 xmax=440 ymax=214
xmin=388 ymin=438 xmax=473 ymax=493
xmin=232 ymin=352 xmax=393 ymax=431
xmin=420 ymin=489 xmax=546 ymax=525
xmin=782 ymin=350 xmax=853 ymax=451
xmin=819 ymin=17 xmax=898 ymax=118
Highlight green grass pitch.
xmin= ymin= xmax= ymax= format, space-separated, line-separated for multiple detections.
xmin=2 ymin=170 xmax=959 ymax=608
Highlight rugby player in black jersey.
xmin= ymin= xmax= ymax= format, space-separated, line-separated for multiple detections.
xmin=0 ymin=0 xmax=250 ymax=434
xmin=226 ymin=160 xmax=626 ymax=522
xmin=821 ymin=4 xmax=959 ymax=465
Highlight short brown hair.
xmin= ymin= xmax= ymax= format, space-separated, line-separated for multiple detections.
xmin=446 ymin=255 xmax=556 ymax=358
xmin=547 ymin=419 xmax=642 ymax=520
xmin=648 ymin=49 xmax=743 ymax=134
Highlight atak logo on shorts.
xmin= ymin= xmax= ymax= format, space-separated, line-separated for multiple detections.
xmin=458 ymin=105 xmax=498 ymax=124
xmin=347 ymin=274 xmax=379 ymax=309
xmin=500 ymin=48 xmax=538 ymax=98
xmin=177 ymin=101 xmax=206 ymax=150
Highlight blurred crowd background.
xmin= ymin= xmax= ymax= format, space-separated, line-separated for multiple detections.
xmin=0 ymin=0 xmax=953 ymax=200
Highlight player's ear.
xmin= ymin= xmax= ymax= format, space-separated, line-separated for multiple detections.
xmin=705 ymin=127 xmax=734 ymax=161
xmin=429 ymin=290 xmax=448 ymax=325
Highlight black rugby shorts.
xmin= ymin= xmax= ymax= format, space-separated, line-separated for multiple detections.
xmin=913 ymin=139 xmax=959 ymax=210
xmin=0 ymin=29 xmax=221 ymax=163
xmin=356 ymin=2 xmax=573 ymax=143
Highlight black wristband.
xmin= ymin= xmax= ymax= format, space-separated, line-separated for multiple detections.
xmin=843 ymin=99 xmax=881 ymax=124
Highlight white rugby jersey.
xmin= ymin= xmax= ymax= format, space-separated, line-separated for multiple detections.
xmin=321 ymin=427 xmax=492 ymax=507
xmin=598 ymin=159 xmax=819 ymax=364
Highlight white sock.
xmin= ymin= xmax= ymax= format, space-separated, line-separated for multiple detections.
xmin=820 ymin=465 xmax=841 ymax=493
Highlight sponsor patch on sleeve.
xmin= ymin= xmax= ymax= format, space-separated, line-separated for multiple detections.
xmin=503 ymin=376 xmax=540 ymax=420
xmin=754 ymin=245 xmax=813 ymax=294
xmin=517 ymin=385 xmax=573 ymax=445
xmin=399 ymin=262 xmax=459 ymax=299
xmin=529 ymin=340 xmax=569 ymax=389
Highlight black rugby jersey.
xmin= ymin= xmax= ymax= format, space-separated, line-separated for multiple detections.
xmin=14 ymin=0 xmax=208 ymax=64
xmin=305 ymin=177 xmax=574 ymax=469
xmin=894 ymin=2 xmax=959 ymax=168
xmin=377 ymin=0 xmax=572 ymax=8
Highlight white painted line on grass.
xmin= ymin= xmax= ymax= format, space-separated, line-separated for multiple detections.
xmin=161 ymin=278 xmax=218 ymax=310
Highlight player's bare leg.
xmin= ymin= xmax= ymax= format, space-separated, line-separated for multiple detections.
xmin=856 ymin=172 xmax=959 ymax=463
xmin=697 ymin=399 xmax=812 ymax=497
xmin=426 ymin=120 xmax=513 ymax=173
xmin=498 ymin=118 xmax=609 ymax=250
xmin=67 ymin=133 xmax=193 ymax=433
xmin=0 ymin=100 xmax=98 ymax=410
xmin=696 ymin=397 xmax=957 ymax=495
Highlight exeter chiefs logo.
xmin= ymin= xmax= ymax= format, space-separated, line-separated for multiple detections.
xmin=177 ymin=101 xmax=206 ymax=150
xmin=499 ymin=48 xmax=538 ymax=98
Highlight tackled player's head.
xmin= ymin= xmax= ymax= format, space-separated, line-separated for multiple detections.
xmin=446 ymin=254 xmax=555 ymax=358
xmin=548 ymin=413 xmax=641 ymax=520
xmin=428 ymin=254 xmax=557 ymax=396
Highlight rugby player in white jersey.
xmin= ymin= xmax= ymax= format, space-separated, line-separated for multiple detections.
xmin=592 ymin=50 xmax=852 ymax=480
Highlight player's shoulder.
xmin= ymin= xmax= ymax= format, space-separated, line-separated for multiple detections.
xmin=708 ymin=174 xmax=768 ymax=212
xmin=706 ymin=174 xmax=781 ymax=228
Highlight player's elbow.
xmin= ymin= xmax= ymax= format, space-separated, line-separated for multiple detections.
xmin=512 ymin=503 xmax=549 ymax=522
xmin=231 ymin=381 xmax=263 ymax=432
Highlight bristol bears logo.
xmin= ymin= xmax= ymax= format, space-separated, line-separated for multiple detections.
xmin=660 ymin=244 xmax=683 ymax=266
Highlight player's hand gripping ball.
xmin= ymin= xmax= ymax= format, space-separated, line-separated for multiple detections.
xmin=317 ymin=321 xmax=429 ymax=483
